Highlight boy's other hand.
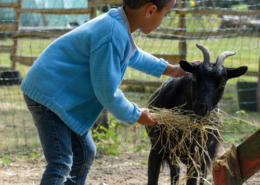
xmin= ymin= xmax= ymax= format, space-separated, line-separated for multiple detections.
xmin=190 ymin=60 xmax=201 ymax=64
xmin=163 ymin=60 xmax=201 ymax=78
xmin=137 ymin=108 xmax=157 ymax=126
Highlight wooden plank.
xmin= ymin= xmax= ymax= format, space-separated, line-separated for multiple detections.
xmin=245 ymin=71 xmax=258 ymax=77
xmin=11 ymin=55 xmax=37 ymax=66
xmin=2 ymin=0 xmax=122 ymax=9
xmin=153 ymin=54 xmax=182 ymax=65
xmin=213 ymin=145 xmax=243 ymax=185
xmin=237 ymin=129 xmax=260 ymax=181
xmin=212 ymin=161 xmax=230 ymax=185
xmin=181 ymin=31 xmax=260 ymax=38
xmin=150 ymin=29 xmax=260 ymax=39
xmin=14 ymin=26 xmax=74 ymax=39
xmin=12 ymin=30 xmax=70 ymax=38
xmin=15 ymin=0 xmax=123 ymax=14
xmin=88 ymin=0 xmax=122 ymax=6
xmin=19 ymin=26 xmax=74 ymax=31
xmin=0 ymin=66 xmax=11 ymax=71
xmin=14 ymin=27 xmax=260 ymax=39
xmin=7 ymin=53 xmax=258 ymax=78
xmin=176 ymin=9 xmax=260 ymax=16
xmin=0 ymin=2 xmax=20 ymax=8
xmin=17 ymin=26 xmax=258 ymax=39
xmin=15 ymin=30 xmax=260 ymax=39
xmin=155 ymin=27 xmax=182 ymax=34
xmin=15 ymin=8 xmax=92 ymax=14
xmin=10 ymin=53 xmax=181 ymax=67
xmin=0 ymin=45 xmax=13 ymax=53
xmin=10 ymin=54 xmax=181 ymax=67
xmin=121 ymin=79 xmax=162 ymax=87
xmin=0 ymin=23 xmax=16 ymax=32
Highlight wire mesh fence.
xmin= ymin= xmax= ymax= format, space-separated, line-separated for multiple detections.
xmin=0 ymin=0 xmax=259 ymax=157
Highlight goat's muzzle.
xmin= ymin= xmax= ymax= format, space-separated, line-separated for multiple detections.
xmin=194 ymin=102 xmax=208 ymax=116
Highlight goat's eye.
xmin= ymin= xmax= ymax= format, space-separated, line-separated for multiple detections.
xmin=221 ymin=82 xmax=226 ymax=87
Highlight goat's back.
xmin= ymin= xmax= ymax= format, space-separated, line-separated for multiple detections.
xmin=148 ymin=73 xmax=193 ymax=109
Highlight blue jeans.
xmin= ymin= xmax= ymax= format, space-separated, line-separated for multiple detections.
xmin=23 ymin=93 xmax=96 ymax=185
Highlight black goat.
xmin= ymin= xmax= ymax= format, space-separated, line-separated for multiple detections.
xmin=146 ymin=44 xmax=248 ymax=185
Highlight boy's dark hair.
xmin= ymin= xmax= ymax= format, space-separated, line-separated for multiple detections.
xmin=123 ymin=0 xmax=173 ymax=11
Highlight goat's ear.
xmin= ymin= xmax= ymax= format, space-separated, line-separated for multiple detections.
xmin=179 ymin=59 xmax=196 ymax=73
xmin=226 ymin=66 xmax=248 ymax=79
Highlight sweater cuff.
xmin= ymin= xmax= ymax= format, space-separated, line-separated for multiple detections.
xmin=151 ymin=59 xmax=168 ymax=78
xmin=126 ymin=103 xmax=141 ymax=125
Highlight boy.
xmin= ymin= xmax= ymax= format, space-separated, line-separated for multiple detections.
xmin=21 ymin=0 xmax=199 ymax=184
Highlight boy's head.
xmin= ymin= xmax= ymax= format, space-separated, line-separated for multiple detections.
xmin=123 ymin=0 xmax=176 ymax=11
xmin=123 ymin=0 xmax=176 ymax=34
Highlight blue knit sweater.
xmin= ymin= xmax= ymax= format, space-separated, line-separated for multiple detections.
xmin=20 ymin=8 xmax=168 ymax=135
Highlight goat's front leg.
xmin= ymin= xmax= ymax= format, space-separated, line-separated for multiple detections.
xmin=186 ymin=161 xmax=199 ymax=185
xmin=166 ymin=157 xmax=180 ymax=185
xmin=199 ymin=161 xmax=207 ymax=185
xmin=186 ymin=159 xmax=207 ymax=185
xmin=147 ymin=149 xmax=163 ymax=185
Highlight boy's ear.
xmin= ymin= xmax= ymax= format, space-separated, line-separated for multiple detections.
xmin=145 ymin=4 xmax=157 ymax=18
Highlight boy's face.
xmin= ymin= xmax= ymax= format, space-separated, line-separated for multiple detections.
xmin=140 ymin=0 xmax=176 ymax=34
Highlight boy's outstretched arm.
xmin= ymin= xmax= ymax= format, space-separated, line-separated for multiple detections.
xmin=128 ymin=48 xmax=200 ymax=78
xmin=90 ymin=41 xmax=147 ymax=126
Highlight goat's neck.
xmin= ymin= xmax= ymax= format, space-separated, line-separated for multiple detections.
xmin=182 ymin=81 xmax=195 ymax=111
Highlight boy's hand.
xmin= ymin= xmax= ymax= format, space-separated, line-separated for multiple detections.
xmin=163 ymin=60 xmax=201 ymax=78
xmin=137 ymin=108 xmax=157 ymax=126
xmin=189 ymin=60 xmax=201 ymax=65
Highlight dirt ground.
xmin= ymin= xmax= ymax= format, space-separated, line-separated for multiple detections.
xmin=0 ymin=151 xmax=260 ymax=185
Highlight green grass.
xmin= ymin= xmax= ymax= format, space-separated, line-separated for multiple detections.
xmin=0 ymin=85 xmax=40 ymax=154
xmin=222 ymin=111 xmax=260 ymax=145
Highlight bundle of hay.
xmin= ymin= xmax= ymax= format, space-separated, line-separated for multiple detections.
xmin=147 ymin=104 xmax=223 ymax=166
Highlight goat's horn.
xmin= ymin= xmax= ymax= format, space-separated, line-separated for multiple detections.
xmin=216 ymin=51 xmax=236 ymax=66
xmin=196 ymin=44 xmax=210 ymax=64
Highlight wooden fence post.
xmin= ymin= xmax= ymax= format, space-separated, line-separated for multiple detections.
xmin=93 ymin=109 xmax=109 ymax=133
xmin=90 ymin=7 xmax=97 ymax=19
xmin=11 ymin=0 xmax=23 ymax=70
xmin=257 ymin=59 xmax=260 ymax=112
xmin=178 ymin=0 xmax=187 ymax=60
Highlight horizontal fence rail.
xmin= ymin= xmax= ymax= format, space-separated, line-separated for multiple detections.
xmin=176 ymin=8 xmax=260 ymax=16
xmin=14 ymin=8 xmax=93 ymax=14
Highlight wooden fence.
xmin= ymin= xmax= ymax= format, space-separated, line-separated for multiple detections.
xmin=0 ymin=0 xmax=259 ymax=81
xmin=0 ymin=0 xmax=259 ymax=156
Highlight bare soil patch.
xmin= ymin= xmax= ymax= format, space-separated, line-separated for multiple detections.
xmin=0 ymin=151 xmax=260 ymax=185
